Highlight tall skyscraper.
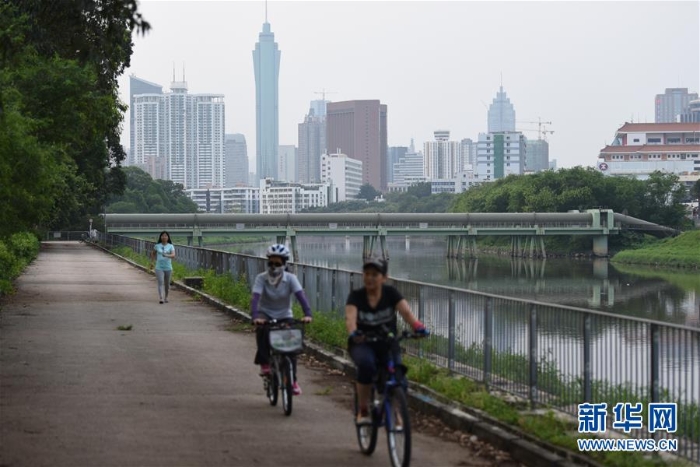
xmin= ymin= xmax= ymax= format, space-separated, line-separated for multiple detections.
xmin=326 ymin=100 xmax=388 ymax=190
xmin=524 ymin=138 xmax=549 ymax=173
xmin=132 ymin=76 xmax=225 ymax=189
xmin=129 ymin=75 xmax=163 ymax=166
xmin=297 ymin=103 xmax=326 ymax=183
xmin=487 ymin=86 xmax=516 ymax=133
xmin=460 ymin=138 xmax=477 ymax=169
xmin=225 ymin=134 xmax=249 ymax=187
xmin=278 ymin=145 xmax=297 ymax=182
xmin=252 ymin=12 xmax=281 ymax=181
xmin=423 ymin=131 xmax=462 ymax=180
xmin=656 ymin=88 xmax=699 ymax=123
xmin=132 ymin=93 xmax=167 ymax=179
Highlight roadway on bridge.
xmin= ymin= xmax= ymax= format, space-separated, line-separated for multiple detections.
xmin=0 ymin=242 xmax=497 ymax=467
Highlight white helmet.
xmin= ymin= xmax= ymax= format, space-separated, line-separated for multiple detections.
xmin=266 ymin=244 xmax=290 ymax=261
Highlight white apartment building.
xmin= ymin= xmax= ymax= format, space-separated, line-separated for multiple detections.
xmin=133 ymin=78 xmax=225 ymax=189
xmin=186 ymin=187 xmax=260 ymax=213
xmin=431 ymin=170 xmax=479 ymax=194
xmin=424 ymin=130 xmax=463 ymax=180
xmin=596 ymin=122 xmax=700 ymax=184
xmin=259 ymin=178 xmax=330 ymax=214
xmin=389 ymin=150 xmax=426 ymax=192
xmin=475 ymin=131 xmax=526 ymax=181
xmin=321 ymin=152 xmax=363 ymax=202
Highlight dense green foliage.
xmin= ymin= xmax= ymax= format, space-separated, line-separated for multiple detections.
xmin=107 ymin=167 xmax=198 ymax=213
xmin=612 ymin=230 xmax=700 ymax=269
xmin=0 ymin=1 xmax=149 ymax=235
xmin=0 ymin=232 xmax=40 ymax=293
xmin=357 ymin=183 xmax=381 ymax=201
xmin=0 ymin=1 xmax=147 ymax=290
xmin=451 ymin=167 xmax=690 ymax=228
xmin=305 ymin=183 xmax=456 ymax=213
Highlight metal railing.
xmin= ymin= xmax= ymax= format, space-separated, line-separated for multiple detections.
xmin=100 ymin=232 xmax=700 ymax=463
xmin=44 ymin=231 xmax=91 ymax=241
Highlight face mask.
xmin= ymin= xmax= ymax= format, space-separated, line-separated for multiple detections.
xmin=268 ymin=265 xmax=284 ymax=277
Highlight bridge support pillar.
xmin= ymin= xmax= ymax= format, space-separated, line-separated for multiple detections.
xmin=405 ymin=235 xmax=410 ymax=251
xmin=276 ymin=235 xmax=286 ymax=246
xmin=379 ymin=235 xmax=388 ymax=260
xmin=187 ymin=236 xmax=193 ymax=246
xmin=290 ymin=235 xmax=299 ymax=262
xmin=197 ymin=236 xmax=203 ymax=247
xmin=592 ymin=235 xmax=608 ymax=257
xmin=363 ymin=235 xmax=376 ymax=259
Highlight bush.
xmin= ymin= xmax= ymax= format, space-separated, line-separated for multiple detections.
xmin=0 ymin=232 xmax=40 ymax=294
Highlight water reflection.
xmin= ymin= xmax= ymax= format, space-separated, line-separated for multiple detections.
xmin=223 ymin=236 xmax=700 ymax=328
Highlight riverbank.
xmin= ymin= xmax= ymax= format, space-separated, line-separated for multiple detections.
xmin=612 ymin=230 xmax=700 ymax=269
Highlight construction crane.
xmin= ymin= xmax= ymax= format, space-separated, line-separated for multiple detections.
xmin=517 ymin=118 xmax=554 ymax=141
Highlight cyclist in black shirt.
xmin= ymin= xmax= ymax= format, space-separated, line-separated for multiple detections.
xmin=345 ymin=257 xmax=428 ymax=424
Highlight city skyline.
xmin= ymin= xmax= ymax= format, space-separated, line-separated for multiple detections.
xmin=117 ymin=1 xmax=699 ymax=173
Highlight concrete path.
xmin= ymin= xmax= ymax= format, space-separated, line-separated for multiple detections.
xmin=0 ymin=242 xmax=491 ymax=467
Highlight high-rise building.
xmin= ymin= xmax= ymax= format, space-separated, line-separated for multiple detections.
xmin=460 ymin=138 xmax=477 ymax=169
xmin=224 ymin=134 xmax=249 ymax=187
xmin=681 ymin=99 xmax=700 ymax=123
xmin=389 ymin=150 xmax=425 ymax=191
xmin=310 ymin=99 xmax=328 ymax=119
xmin=476 ymin=132 xmax=526 ymax=181
xmin=655 ymin=88 xmax=699 ymax=123
xmin=487 ymin=86 xmax=516 ymax=133
xmin=129 ymin=75 xmax=163 ymax=166
xmin=387 ymin=146 xmax=408 ymax=184
xmin=278 ymin=145 xmax=297 ymax=182
xmin=326 ymin=100 xmax=388 ymax=190
xmin=423 ymin=130 xmax=462 ymax=180
xmin=321 ymin=152 xmax=363 ymax=202
xmin=524 ymin=138 xmax=549 ymax=173
xmin=132 ymin=93 xmax=167 ymax=178
xmin=253 ymin=14 xmax=281 ymax=181
xmin=297 ymin=103 xmax=326 ymax=183
xmin=132 ymin=77 xmax=225 ymax=189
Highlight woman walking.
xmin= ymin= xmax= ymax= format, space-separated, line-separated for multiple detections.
xmin=150 ymin=231 xmax=175 ymax=304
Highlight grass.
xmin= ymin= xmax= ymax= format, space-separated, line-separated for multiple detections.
xmin=108 ymin=243 xmax=695 ymax=466
xmin=612 ymin=231 xmax=700 ymax=269
xmin=117 ymin=324 xmax=133 ymax=331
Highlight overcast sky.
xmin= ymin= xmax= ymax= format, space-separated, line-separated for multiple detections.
xmin=118 ymin=0 xmax=700 ymax=170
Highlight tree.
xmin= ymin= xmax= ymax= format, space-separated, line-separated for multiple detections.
xmin=691 ymin=179 xmax=700 ymax=202
xmin=106 ymin=167 xmax=198 ymax=213
xmin=357 ymin=183 xmax=381 ymax=201
xmin=0 ymin=1 xmax=150 ymax=235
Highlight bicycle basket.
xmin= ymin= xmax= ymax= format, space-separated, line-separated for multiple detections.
xmin=269 ymin=328 xmax=304 ymax=353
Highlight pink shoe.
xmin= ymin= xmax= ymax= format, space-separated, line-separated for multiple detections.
xmin=292 ymin=382 xmax=302 ymax=395
xmin=259 ymin=364 xmax=270 ymax=376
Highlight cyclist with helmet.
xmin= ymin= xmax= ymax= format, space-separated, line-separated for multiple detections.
xmin=345 ymin=257 xmax=429 ymax=424
xmin=251 ymin=244 xmax=313 ymax=395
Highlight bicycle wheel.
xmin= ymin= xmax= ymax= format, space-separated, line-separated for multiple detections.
xmin=281 ymin=356 xmax=293 ymax=416
xmin=386 ymin=387 xmax=411 ymax=467
xmin=354 ymin=385 xmax=378 ymax=455
xmin=267 ymin=360 xmax=278 ymax=406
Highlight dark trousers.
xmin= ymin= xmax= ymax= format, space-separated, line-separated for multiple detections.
xmin=255 ymin=320 xmax=298 ymax=381
xmin=349 ymin=341 xmax=402 ymax=385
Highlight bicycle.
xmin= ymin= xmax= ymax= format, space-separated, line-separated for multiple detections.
xmin=353 ymin=330 xmax=421 ymax=467
xmin=258 ymin=319 xmax=305 ymax=416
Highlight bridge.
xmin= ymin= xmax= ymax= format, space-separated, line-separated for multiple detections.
xmin=104 ymin=210 xmax=678 ymax=260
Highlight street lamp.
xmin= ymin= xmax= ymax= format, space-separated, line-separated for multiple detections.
xmin=89 ymin=218 xmax=93 ymax=240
